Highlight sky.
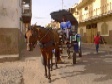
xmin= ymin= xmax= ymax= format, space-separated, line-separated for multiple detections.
xmin=31 ymin=0 xmax=79 ymax=26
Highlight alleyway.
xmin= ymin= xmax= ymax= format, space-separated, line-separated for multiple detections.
xmin=0 ymin=44 xmax=112 ymax=84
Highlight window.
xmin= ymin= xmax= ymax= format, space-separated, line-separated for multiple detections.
xmin=85 ymin=7 xmax=88 ymax=10
xmin=101 ymin=22 xmax=108 ymax=35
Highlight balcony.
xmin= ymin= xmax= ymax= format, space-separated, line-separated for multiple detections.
xmin=23 ymin=7 xmax=31 ymax=16
xmin=23 ymin=0 xmax=30 ymax=4
xmin=22 ymin=3 xmax=32 ymax=23
xmin=77 ymin=0 xmax=93 ymax=9
xmin=78 ymin=2 xmax=112 ymax=23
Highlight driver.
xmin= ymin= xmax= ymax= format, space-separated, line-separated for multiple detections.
xmin=60 ymin=16 xmax=71 ymax=42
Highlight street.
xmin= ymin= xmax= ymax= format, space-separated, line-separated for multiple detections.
xmin=0 ymin=44 xmax=112 ymax=84
xmin=1 ymin=0 xmax=112 ymax=84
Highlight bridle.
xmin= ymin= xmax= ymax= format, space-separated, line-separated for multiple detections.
xmin=36 ymin=28 xmax=55 ymax=48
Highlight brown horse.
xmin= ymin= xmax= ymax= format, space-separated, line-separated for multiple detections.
xmin=25 ymin=25 xmax=62 ymax=83
xmin=25 ymin=26 xmax=38 ymax=51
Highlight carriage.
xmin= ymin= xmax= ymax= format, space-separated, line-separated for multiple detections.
xmin=50 ymin=9 xmax=82 ymax=64
xmin=25 ymin=9 xmax=82 ymax=83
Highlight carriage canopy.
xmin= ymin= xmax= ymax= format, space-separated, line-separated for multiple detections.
xmin=50 ymin=9 xmax=78 ymax=30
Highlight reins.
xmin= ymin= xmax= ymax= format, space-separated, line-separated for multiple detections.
xmin=39 ymin=28 xmax=52 ymax=42
xmin=37 ymin=28 xmax=55 ymax=48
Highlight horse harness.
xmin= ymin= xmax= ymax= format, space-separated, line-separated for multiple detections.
xmin=38 ymin=28 xmax=55 ymax=48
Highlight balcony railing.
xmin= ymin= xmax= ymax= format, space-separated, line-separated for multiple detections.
xmin=22 ymin=1 xmax=32 ymax=16
xmin=79 ymin=2 xmax=112 ymax=22
xmin=22 ymin=8 xmax=31 ymax=16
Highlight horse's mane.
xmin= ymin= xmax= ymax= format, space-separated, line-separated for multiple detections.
xmin=39 ymin=27 xmax=52 ymax=35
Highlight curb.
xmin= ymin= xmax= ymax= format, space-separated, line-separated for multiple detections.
xmin=0 ymin=54 xmax=19 ymax=63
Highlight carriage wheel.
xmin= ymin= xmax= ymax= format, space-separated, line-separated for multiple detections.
xmin=73 ymin=51 xmax=76 ymax=64
xmin=79 ymin=49 xmax=82 ymax=57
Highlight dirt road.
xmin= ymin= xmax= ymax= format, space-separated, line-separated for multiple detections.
xmin=0 ymin=44 xmax=112 ymax=84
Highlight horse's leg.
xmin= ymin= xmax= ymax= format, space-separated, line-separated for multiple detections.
xmin=67 ymin=49 xmax=71 ymax=59
xmin=50 ymin=52 xmax=53 ymax=71
xmin=62 ymin=34 xmax=65 ymax=44
xmin=48 ymin=57 xmax=51 ymax=83
xmin=33 ymin=39 xmax=37 ymax=48
xmin=55 ymin=49 xmax=62 ymax=68
xmin=43 ymin=56 xmax=47 ymax=78
xmin=54 ymin=49 xmax=57 ymax=68
xmin=32 ymin=43 xmax=35 ymax=48
xmin=67 ymin=44 xmax=71 ymax=59
xmin=55 ymin=52 xmax=58 ymax=69
xmin=41 ymin=51 xmax=48 ymax=78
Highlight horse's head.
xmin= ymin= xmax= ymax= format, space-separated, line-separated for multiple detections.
xmin=26 ymin=25 xmax=59 ymax=50
xmin=25 ymin=25 xmax=38 ymax=51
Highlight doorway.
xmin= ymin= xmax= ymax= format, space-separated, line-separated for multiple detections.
xmin=86 ymin=23 xmax=97 ymax=43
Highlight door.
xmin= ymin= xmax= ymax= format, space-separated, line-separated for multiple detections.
xmin=91 ymin=28 xmax=97 ymax=43
xmin=86 ymin=23 xmax=97 ymax=43
xmin=86 ymin=28 xmax=92 ymax=43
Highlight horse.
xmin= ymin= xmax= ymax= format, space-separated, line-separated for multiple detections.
xmin=25 ymin=25 xmax=62 ymax=83
xmin=25 ymin=26 xmax=38 ymax=51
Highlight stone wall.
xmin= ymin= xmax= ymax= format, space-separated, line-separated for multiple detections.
xmin=0 ymin=28 xmax=19 ymax=55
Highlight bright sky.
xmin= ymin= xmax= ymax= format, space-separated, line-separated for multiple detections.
xmin=31 ymin=0 xmax=79 ymax=26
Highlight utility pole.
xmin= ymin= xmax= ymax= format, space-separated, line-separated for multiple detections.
xmin=62 ymin=0 xmax=63 ymax=9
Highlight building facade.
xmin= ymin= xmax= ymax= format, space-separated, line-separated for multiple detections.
xmin=22 ymin=0 xmax=32 ymax=32
xmin=70 ymin=0 xmax=112 ymax=44
xmin=0 ymin=0 xmax=32 ymax=59
xmin=46 ymin=21 xmax=60 ymax=29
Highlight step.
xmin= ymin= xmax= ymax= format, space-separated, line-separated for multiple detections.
xmin=0 ymin=54 xmax=19 ymax=63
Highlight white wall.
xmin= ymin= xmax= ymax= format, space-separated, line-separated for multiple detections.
xmin=98 ymin=20 xmax=112 ymax=36
xmin=92 ymin=0 xmax=101 ymax=15
xmin=0 ymin=0 xmax=22 ymax=28
xmin=93 ymin=0 xmax=101 ymax=9
xmin=99 ymin=21 xmax=112 ymax=31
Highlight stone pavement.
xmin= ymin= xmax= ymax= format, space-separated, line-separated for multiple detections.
xmin=0 ymin=45 xmax=70 ymax=84
xmin=82 ymin=43 xmax=112 ymax=50
xmin=44 ymin=43 xmax=112 ymax=84
xmin=0 ymin=44 xmax=112 ymax=84
xmin=58 ymin=49 xmax=112 ymax=84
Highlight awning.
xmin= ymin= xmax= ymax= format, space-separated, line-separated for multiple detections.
xmin=50 ymin=9 xmax=78 ymax=29
xmin=50 ymin=9 xmax=78 ymax=23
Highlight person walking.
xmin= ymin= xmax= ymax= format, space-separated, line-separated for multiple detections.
xmin=94 ymin=33 xmax=101 ymax=54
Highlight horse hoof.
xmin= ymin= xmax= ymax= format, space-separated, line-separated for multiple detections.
xmin=48 ymin=79 xmax=51 ymax=83
xmin=68 ymin=56 xmax=71 ymax=59
xmin=45 ymin=76 xmax=48 ymax=78
xmin=56 ymin=66 xmax=58 ymax=69
xmin=44 ymin=74 xmax=48 ymax=78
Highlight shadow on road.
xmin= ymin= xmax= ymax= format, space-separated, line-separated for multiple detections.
xmin=20 ymin=44 xmax=112 ymax=83
xmin=52 ymin=49 xmax=112 ymax=83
